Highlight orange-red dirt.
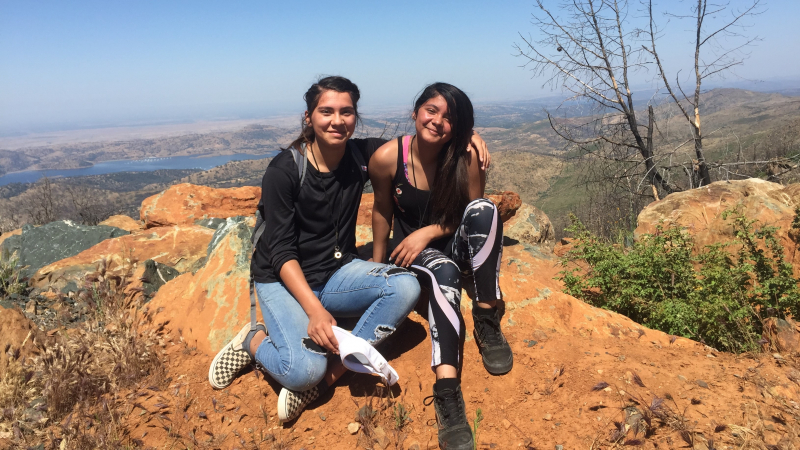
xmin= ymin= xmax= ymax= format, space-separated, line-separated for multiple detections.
xmin=123 ymin=303 xmax=800 ymax=450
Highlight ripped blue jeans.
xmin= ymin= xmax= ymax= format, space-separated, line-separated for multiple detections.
xmin=254 ymin=259 xmax=420 ymax=391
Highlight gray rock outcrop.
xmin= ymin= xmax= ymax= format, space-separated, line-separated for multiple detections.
xmin=0 ymin=221 xmax=128 ymax=277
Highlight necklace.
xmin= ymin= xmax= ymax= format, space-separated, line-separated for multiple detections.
xmin=308 ymin=142 xmax=344 ymax=260
xmin=409 ymin=135 xmax=431 ymax=230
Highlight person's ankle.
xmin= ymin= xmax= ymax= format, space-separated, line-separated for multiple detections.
xmin=473 ymin=302 xmax=497 ymax=315
xmin=248 ymin=330 xmax=267 ymax=356
xmin=435 ymin=377 xmax=460 ymax=391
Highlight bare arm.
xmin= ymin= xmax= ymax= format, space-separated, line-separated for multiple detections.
xmin=466 ymin=142 xmax=487 ymax=200
xmin=369 ymin=141 xmax=398 ymax=264
xmin=469 ymin=131 xmax=492 ymax=170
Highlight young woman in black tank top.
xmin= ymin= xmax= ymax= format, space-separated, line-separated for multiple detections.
xmin=369 ymin=83 xmax=513 ymax=450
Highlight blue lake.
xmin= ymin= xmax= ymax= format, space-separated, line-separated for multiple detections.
xmin=0 ymin=152 xmax=277 ymax=186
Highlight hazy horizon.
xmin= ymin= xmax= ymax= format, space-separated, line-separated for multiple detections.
xmin=2 ymin=0 xmax=800 ymax=137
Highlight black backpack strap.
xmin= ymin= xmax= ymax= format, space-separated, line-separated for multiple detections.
xmin=248 ymin=217 xmax=267 ymax=331
xmin=290 ymin=144 xmax=309 ymax=190
xmin=250 ymin=145 xmax=307 ymax=331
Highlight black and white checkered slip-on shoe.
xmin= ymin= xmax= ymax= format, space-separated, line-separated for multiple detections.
xmin=208 ymin=322 xmax=266 ymax=389
xmin=277 ymin=386 xmax=320 ymax=422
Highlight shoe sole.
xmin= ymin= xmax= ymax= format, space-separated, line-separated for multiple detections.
xmin=438 ymin=437 xmax=474 ymax=450
xmin=208 ymin=337 xmax=241 ymax=390
xmin=483 ymin=354 xmax=513 ymax=375
xmin=474 ymin=329 xmax=514 ymax=375
xmin=277 ymin=388 xmax=291 ymax=422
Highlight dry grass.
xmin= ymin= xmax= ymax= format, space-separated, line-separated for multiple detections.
xmin=587 ymin=362 xmax=800 ymax=450
xmin=0 ymin=258 xmax=169 ymax=448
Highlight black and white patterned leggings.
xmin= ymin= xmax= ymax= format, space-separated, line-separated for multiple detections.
xmin=410 ymin=198 xmax=503 ymax=369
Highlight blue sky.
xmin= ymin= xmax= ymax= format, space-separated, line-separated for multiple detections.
xmin=1 ymin=0 xmax=799 ymax=134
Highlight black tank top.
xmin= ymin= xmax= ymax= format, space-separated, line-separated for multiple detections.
xmin=391 ymin=136 xmax=453 ymax=255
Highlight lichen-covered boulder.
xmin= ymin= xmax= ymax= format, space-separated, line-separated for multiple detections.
xmin=503 ymin=203 xmax=555 ymax=246
xmin=29 ymin=225 xmax=213 ymax=293
xmin=0 ymin=228 xmax=22 ymax=248
xmin=147 ymin=217 xmax=254 ymax=355
xmin=0 ymin=221 xmax=128 ymax=277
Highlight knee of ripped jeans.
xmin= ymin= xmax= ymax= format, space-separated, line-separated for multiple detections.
xmin=367 ymin=264 xmax=418 ymax=286
xmin=366 ymin=324 xmax=396 ymax=346
xmin=301 ymin=337 xmax=327 ymax=356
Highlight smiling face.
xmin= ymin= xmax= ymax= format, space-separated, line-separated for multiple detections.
xmin=413 ymin=95 xmax=453 ymax=147
xmin=305 ymin=90 xmax=357 ymax=149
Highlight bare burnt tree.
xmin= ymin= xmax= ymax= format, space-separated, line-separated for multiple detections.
xmin=715 ymin=119 xmax=800 ymax=184
xmin=23 ymin=176 xmax=58 ymax=225
xmin=515 ymin=0 xmax=763 ymax=198
xmin=515 ymin=0 xmax=678 ymax=197
xmin=66 ymin=185 xmax=113 ymax=225
xmin=645 ymin=0 xmax=763 ymax=188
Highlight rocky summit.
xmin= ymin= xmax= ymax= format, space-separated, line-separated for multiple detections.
xmin=1 ymin=180 xmax=799 ymax=450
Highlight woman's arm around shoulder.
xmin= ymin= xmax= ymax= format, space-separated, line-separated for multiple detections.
xmin=368 ymin=140 xmax=398 ymax=264
xmin=466 ymin=142 xmax=487 ymax=201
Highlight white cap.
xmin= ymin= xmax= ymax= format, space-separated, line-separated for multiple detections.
xmin=332 ymin=326 xmax=399 ymax=386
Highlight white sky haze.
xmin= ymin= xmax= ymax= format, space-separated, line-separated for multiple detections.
xmin=1 ymin=0 xmax=798 ymax=135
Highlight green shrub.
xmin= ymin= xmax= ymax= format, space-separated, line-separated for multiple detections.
xmin=557 ymin=208 xmax=800 ymax=353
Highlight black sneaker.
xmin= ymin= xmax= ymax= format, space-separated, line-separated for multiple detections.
xmin=473 ymin=307 xmax=513 ymax=375
xmin=424 ymin=380 xmax=474 ymax=450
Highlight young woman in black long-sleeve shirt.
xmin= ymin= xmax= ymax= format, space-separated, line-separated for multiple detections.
xmin=208 ymin=76 xmax=421 ymax=422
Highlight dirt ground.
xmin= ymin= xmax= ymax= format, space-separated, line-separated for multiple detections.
xmin=120 ymin=305 xmax=800 ymax=450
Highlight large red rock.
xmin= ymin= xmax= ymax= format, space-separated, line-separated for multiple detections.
xmin=636 ymin=179 xmax=800 ymax=272
xmin=147 ymin=218 xmax=254 ymax=355
xmin=29 ymin=225 xmax=214 ymax=292
xmin=487 ymin=191 xmax=523 ymax=223
xmin=140 ymin=183 xmax=260 ymax=228
xmin=99 ymin=215 xmax=144 ymax=232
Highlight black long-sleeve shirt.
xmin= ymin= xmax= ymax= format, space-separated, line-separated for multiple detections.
xmin=251 ymin=138 xmax=385 ymax=287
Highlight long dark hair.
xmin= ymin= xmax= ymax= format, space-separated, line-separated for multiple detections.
xmin=415 ymin=83 xmax=475 ymax=228
xmin=285 ymin=76 xmax=361 ymax=152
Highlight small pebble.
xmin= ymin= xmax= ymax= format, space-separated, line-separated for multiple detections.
xmin=347 ymin=422 xmax=360 ymax=435
xmin=543 ymin=413 xmax=552 ymax=421
xmin=502 ymin=419 xmax=511 ymax=429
